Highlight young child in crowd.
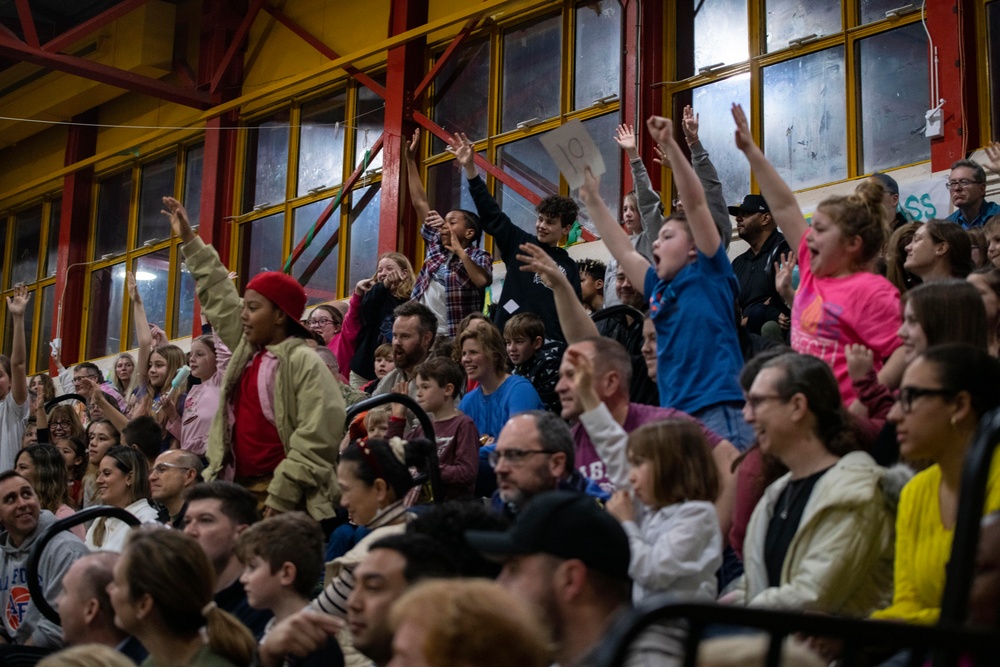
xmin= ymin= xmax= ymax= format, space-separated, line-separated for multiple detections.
xmin=388 ymin=356 xmax=479 ymax=501
xmin=365 ymin=407 xmax=390 ymax=441
xmin=361 ymin=343 xmax=395 ymax=395
xmin=732 ymin=104 xmax=904 ymax=406
xmin=503 ymin=313 xmax=564 ymax=414
xmin=583 ymin=117 xmax=752 ymax=450
xmin=0 ymin=284 xmax=30 ymax=472
xmin=578 ymin=258 xmax=606 ymax=313
xmin=164 ymin=196 xmax=344 ymax=521
xmin=984 ymin=215 xmax=1000 ymax=269
xmin=405 ymin=129 xmax=493 ymax=337
xmin=21 ymin=418 xmax=37 ymax=448
xmin=449 ymin=132 xmax=582 ymax=343
xmin=182 ymin=330 xmax=229 ymax=458
xmin=237 ymin=512 xmax=344 ymax=663
xmin=564 ymin=346 xmax=722 ymax=603
xmin=352 ymin=253 xmax=415 ymax=386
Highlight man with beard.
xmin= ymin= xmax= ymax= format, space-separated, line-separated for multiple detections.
xmin=372 ymin=301 xmax=437 ymax=398
xmin=729 ymin=194 xmax=790 ymax=335
xmin=489 ymin=411 xmax=607 ymax=518
xmin=467 ymin=491 xmax=683 ymax=667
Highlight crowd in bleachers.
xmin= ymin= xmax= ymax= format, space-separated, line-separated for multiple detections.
xmin=1 ymin=108 xmax=1000 ymax=666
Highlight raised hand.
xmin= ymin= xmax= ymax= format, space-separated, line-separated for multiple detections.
xmin=126 ymin=271 xmax=140 ymax=302
xmin=613 ymin=124 xmax=639 ymax=159
xmin=645 ymin=115 xmax=674 ymax=148
xmin=150 ymin=324 xmax=168 ymax=348
xmin=681 ymin=105 xmax=700 ymax=146
xmin=446 ymin=133 xmax=477 ymax=177
xmin=984 ymin=141 xmax=1000 ymax=175
xmin=774 ymin=251 xmax=797 ymax=307
xmin=845 ymin=344 xmax=874 ymax=382
xmin=731 ymin=103 xmax=756 ymax=153
xmin=515 ymin=242 xmax=564 ymax=289
xmin=5 ymin=283 xmax=30 ymax=317
xmin=405 ymin=128 xmax=421 ymax=163
xmin=425 ymin=210 xmax=445 ymax=231
xmin=650 ymin=144 xmax=672 ymax=169
xmin=162 ymin=196 xmax=195 ymax=242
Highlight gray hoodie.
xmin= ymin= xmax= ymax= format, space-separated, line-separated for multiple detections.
xmin=0 ymin=509 xmax=90 ymax=647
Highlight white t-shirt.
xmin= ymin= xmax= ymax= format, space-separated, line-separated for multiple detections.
xmin=85 ymin=499 xmax=162 ymax=552
xmin=419 ymin=279 xmax=449 ymax=336
xmin=0 ymin=392 xmax=29 ymax=472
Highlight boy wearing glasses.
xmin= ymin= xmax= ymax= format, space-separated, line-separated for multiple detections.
xmin=945 ymin=156 xmax=1000 ymax=229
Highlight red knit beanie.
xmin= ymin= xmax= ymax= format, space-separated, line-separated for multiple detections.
xmin=245 ymin=271 xmax=307 ymax=327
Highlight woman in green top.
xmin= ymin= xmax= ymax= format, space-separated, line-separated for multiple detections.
xmin=109 ymin=527 xmax=256 ymax=667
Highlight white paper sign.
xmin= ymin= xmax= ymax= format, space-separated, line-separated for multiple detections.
xmin=539 ymin=119 xmax=605 ymax=191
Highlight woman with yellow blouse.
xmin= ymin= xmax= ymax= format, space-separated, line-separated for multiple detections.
xmin=872 ymin=344 xmax=1000 ymax=624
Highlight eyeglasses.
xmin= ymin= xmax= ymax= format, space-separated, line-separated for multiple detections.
xmin=896 ymin=386 xmax=957 ymax=414
xmin=150 ymin=462 xmax=194 ymax=476
xmin=744 ymin=394 xmax=788 ymax=411
xmin=945 ymin=179 xmax=983 ymax=191
xmin=308 ymin=318 xmax=335 ymax=327
xmin=72 ymin=374 xmax=100 ymax=384
xmin=50 ymin=420 xmax=72 ymax=429
xmin=487 ymin=448 xmax=557 ymax=468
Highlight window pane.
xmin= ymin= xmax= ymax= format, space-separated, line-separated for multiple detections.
xmin=502 ymin=15 xmax=562 ymax=132
xmin=293 ymin=197 xmax=341 ymax=303
xmin=298 ymin=93 xmax=347 ymax=197
xmin=354 ymin=77 xmax=386 ymax=173
xmin=137 ymin=156 xmax=176 ymax=246
xmin=685 ymin=0 xmax=749 ymax=78
xmin=575 ymin=113 xmax=622 ymax=237
xmin=574 ymin=0 xmax=622 ymax=110
xmin=765 ymin=0 xmax=841 ymax=53
xmin=128 ymin=250 xmax=171 ymax=349
xmin=763 ymin=47 xmax=847 ymax=189
xmin=87 ymin=263 xmax=126 ymax=358
xmin=35 ymin=284 xmax=54 ymax=374
xmin=497 ymin=135 xmax=560 ymax=234
xmin=858 ymin=24 xmax=930 ymax=173
xmin=183 ymin=145 xmax=204 ymax=229
xmin=859 ymin=0 xmax=910 ymax=25
xmin=242 ymin=111 xmax=290 ymax=212
xmin=989 ymin=2 xmax=1000 ymax=137
xmin=10 ymin=206 xmax=42 ymax=286
xmin=426 ymin=156 xmax=485 ymax=218
xmin=240 ymin=213 xmax=285 ymax=283
xmin=431 ymin=39 xmax=490 ymax=154
xmin=95 ymin=170 xmax=132 ymax=259
xmin=44 ymin=198 xmax=61 ymax=278
xmin=174 ymin=259 xmax=196 ymax=339
xmin=3 ymin=289 xmax=34 ymax=370
xmin=348 ymin=185 xmax=382 ymax=289
xmin=675 ymin=73 xmax=752 ymax=211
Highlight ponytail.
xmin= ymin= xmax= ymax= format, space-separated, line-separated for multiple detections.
xmin=203 ymin=603 xmax=256 ymax=666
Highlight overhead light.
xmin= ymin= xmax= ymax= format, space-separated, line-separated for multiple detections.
xmin=134 ymin=271 xmax=157 ymax=281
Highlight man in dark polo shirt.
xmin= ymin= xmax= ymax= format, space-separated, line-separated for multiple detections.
xmin=729 ymin=194 xmax=790 ymax=335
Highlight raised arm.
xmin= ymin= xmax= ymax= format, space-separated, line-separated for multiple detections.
xmin=127 ymin=272 xmax=153 ymax=386
xmin=515 ymin=243 xmax=599 ymax=341
xmin=731 ymin=104 xmax=807 ymax=251
xmin=683 ymin=106 xmax=732 ymax=249
xmin=615 ymin=124 xmax=665 ymax=240
xmin=6 ymin=285 xmax=30 ymax=406
xmin=580 ymin=168 xmax=650 ymax=289
xmin=646 ymin=116 xmax=721 ymax=255
xmin=404 ymin=129 xmax=431 ymax=220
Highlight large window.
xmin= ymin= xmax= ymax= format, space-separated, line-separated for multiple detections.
xmin=420 ymin=0 xmax=624 ymax=240
xmin=236 ymin=82 xmax=381 ymax=305
xmin=1 ymin=199 xmax=62 ymax=373
xmin=85 ymin=144 xmax=202 ymax=359
xmin=670 ymin=0 xmax=931 ymax=196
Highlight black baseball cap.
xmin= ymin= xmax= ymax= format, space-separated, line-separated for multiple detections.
xmin=728 ymin=194 xmax=770 ymax=217
xmin=464 ymin=491 xmax=631 ymax=581
xmin=870 ymin=172 xmax=899 ymax=196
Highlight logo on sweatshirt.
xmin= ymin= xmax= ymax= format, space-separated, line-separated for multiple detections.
xmin=6 ymin=586 xmax=30 ymax=630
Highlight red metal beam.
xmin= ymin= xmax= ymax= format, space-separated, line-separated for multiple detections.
xmin=0 ymin=22 xmax=20 ymax=42
xmin=42 ymin=0 xmax=151 ymax=53
xmin=14 ymin=0 xmax=39 ymax=48
xmin=928 ymin=0 xmax=967 ymax=170
xmin=413 ymin=18 xmax=478 ymax=99
xmin=0 ymin=36 xmax=211 ymax=108
xmin=51 ymin=109 xmax=98 ymax=373
xmin=295 ymin=135 xmax=385 ymax=284
xmin=261 ymin=2 xmax=387 ymax=99
xmin=209 ymin=0 xmax=264 ymax=94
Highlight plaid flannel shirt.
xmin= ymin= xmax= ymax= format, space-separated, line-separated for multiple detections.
xmin=410 ymin=224 xmax=492 ymax=337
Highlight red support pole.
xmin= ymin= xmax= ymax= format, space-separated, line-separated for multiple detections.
xmin=208 ymin=0 xmax=264 ymax=94
xmin=927 ymin=0 xmax=966 ymax=171
xmin=14 ymin=0 xmax=39 ymax=47
xmin=379 ymin=0 xmax=428 ymax=257
xmin=51 ymin=110 xmax=98 ymax=373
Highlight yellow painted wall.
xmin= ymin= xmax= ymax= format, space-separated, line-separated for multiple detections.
xmin=0 ymin=125 xmax=68 ymax=206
